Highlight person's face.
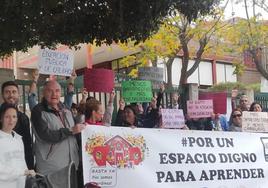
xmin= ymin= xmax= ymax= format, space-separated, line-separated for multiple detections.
xmin=2 ymin=86 xmax=19 ymax=105
xmin=71 ymin=108 xmax=78 ymax=117
xmin=124 ymin=108 xmax=135 ymax=124
xmin=172 ymin=93 xmax=179 ymax=104
xmin=93 ymin=105 xmax=103 ymax=122
xmin=43 ymin=81 xmax=61 ymax=108
xmin=1 ymin=108 xmax=18 ymax=133
xmin=211 ymin=113 xmax=216 ymax=120
xmin=67 ymin=83 xmax=74 ymax=92
xmin=240 ymin=96 xmax=248 ymax=108
xmin=232 ymin=111 xmax=242 ymax=127
xmin=253 ymin=104 xmax=262 ymax=112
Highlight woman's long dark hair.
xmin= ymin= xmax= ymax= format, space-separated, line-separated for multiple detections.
xmin=249 ymin=102 xmax=262 ymax=112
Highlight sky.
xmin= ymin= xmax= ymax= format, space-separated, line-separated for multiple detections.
xmin=223 ymin=0 xmax=268 ymax=20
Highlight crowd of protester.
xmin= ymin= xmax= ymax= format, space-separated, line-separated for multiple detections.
xmin=0 ymin=69 xmax=264 ymax=188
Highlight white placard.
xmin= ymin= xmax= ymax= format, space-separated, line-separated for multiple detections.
xmin=161 ymin=109 xmax=185 ymax=128
xmin=38 ymin=48 xmax=74 ymax=76
xmin=82 ymin=126 xmax=268 ymax=188
xmin=242 ymin=111 xmax=268 ymax=132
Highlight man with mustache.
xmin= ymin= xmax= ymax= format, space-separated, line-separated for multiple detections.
xmin=1 ymin=81 xmax=34 ymax=169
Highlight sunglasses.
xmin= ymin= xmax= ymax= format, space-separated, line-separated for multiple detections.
xmin=232 ymin=114 xmax=242 ymax=118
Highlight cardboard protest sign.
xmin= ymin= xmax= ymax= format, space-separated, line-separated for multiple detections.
xmin=161 ymin=109 xmax=185 ymax=128
xmin=199 ymin=92 xmax=227 ymax=114
xmin=84 ymin=68 xmax=114 ymax=93
xmin=82 ymin=125 xmax=268 ymax=188
xmin=187 ymin=100 xmax=213 ymax=118
xmin=122 ymin=80 xmax=152 ymax=103
xmin=138 ymin=67 xmax=164 ymax=89
xmin=242 ymin=111 xmax=268 ymax=132
xmin=38 ymin=48 xmax=74 ymax=76
xmin=138 ymin=67 xmax=164 ymax=82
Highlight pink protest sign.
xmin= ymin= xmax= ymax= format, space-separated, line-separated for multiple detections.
xmin=84 ymin=68 xmax=114 ymax=93
xmin=187 ymin=100 xmax=213 ymax=118
xmin=199 ymin=92 xmax=227 ymax=114
xmin=161 ymin=109 xmax=185 ymax=129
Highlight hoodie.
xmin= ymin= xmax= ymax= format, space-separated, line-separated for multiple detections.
xmin=0 ymin=130 xmax=27 ymax=188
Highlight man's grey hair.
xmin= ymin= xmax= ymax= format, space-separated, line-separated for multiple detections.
xmin=43 ymin=80 xmax=61 ymax=90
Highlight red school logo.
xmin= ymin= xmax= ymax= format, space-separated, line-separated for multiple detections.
xmin=85 ymin=135 xmax=148 ymax=168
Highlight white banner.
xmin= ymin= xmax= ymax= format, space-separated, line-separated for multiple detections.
xmin=38 ymin=48 xmax=74 ymax=76
xmin=82 ymin=126 xmax=268 ymax=188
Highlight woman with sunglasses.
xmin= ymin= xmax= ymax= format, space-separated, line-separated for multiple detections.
xmin=229 ymin=108 xmax=243 ymax=132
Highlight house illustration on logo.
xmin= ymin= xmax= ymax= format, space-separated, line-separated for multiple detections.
xmin=92 ymin=135 xmax=143 ymax=168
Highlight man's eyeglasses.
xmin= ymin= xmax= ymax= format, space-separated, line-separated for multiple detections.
xmin=232 ymin=114 xmax=242 ymax=118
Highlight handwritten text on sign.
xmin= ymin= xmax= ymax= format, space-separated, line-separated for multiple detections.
xmin=122 ymin=80 xmax=153 ymax=103
xmin=161 ymin=109 xmax=185 ymax=128
xmin=187 ymin=100 xmax=213 ymax=118
xmin=138 ymin=67 xmax=164 ymax=82
xmin=242 ymin=111 xmax=268 ymax=132
xmin=82 ymin=126 xmax=268 ymax=188
xmin=38 ymin=48 xmax=74 ymax=76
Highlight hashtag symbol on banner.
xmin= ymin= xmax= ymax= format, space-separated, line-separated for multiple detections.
xmin=181 ymin=137 xmax=187 ymax=147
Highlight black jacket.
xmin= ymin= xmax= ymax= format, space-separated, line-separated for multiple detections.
xmin=0 ymin=103 xmax=34 ymax=169
xmin=114 ymin=108 xmax=159 ymax=128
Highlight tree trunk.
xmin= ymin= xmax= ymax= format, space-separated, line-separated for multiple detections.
xmin=166 ymin=57 xmax=174 ymax=88
xmin=180 ymin=57 xmax=189 ymax=85
xmin=251 ymin=48 xmax=268 ymax=80
xmin=179 ymin=34 xmax=190 ymax=86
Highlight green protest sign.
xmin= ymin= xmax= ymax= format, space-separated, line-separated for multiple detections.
xmin=122 ymin=80 xmax=153 ymax=103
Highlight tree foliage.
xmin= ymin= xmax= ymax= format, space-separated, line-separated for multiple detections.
xmin=221 ymin=15 xmax=268 ymax=80
xmin=0 ymin=0 xmax=221 ymax=57
xmin=209 ymin=81 xmax=260 ymax=92
xmin=119 ymin=8 xmax=226 ymax=86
